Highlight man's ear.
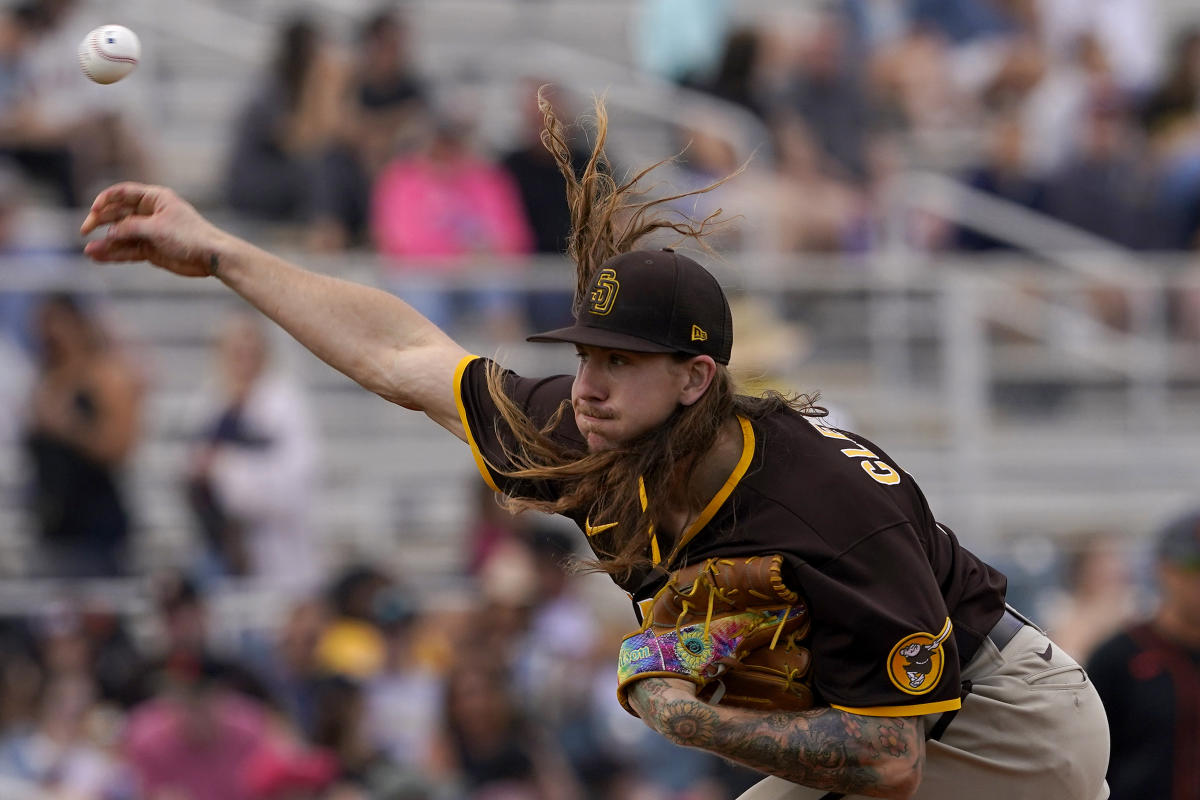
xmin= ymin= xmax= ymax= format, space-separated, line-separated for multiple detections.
xmin=679 ymin=356 xmax=717 ymax=406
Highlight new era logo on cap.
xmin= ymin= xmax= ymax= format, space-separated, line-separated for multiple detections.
xmin=527 ymin=249 xmax=733 ymax=364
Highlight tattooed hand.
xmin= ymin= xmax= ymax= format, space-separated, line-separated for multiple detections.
xmin=627 ymin=678 xmax=925 ymax=799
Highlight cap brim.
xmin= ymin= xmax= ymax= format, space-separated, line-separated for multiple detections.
xmin=526 ymin=324 xmax=678 ymax=353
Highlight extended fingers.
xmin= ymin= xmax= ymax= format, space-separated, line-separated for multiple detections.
xmin=83 ymin=237 xmax=151 ymax=263
xmin=80 ymin=182 xmax=164 ymax=235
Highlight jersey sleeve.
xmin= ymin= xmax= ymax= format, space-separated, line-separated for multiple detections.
xmin=788 ymin=521 xmax=966 ymax=718
xmin=452 ymin=355 xmax=582 ymax=501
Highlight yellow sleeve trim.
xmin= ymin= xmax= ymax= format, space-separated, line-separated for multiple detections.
xmin=675 ymin=415 xmax=755 ymax=552
xmin=830 ymin=697 xmax=962 ymax=717
xmin=452 ymin=354 xmax=499 ymax=493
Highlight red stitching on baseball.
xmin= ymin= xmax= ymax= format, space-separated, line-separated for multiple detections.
xmin=92 ymin=31 xmax=138 ymax=65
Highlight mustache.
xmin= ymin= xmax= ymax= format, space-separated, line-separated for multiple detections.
xmin=573 ymin=403 xmax=615 ymax=420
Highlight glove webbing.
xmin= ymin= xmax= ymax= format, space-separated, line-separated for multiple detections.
xmin=649 ymin=565 xmax=796 ymax=650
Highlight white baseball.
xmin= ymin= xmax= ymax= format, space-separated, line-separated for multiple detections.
xmin=78 ymin=24 xmax=140 ymax=85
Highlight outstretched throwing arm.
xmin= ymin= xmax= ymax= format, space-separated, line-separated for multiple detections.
xmin=81 ymin=182 xmax=471 ymax=438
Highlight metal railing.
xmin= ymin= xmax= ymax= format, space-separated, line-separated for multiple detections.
xmin=2 ymin=248 xmax=1198 ymax=640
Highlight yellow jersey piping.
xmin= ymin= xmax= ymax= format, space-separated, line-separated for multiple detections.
xmin=674 ymin=415 xmax=756 ymax=554
xmin=829 ymin=697 xmax=962 ymax=717
xmin=452 ymin=354 xmax=499 ymax=492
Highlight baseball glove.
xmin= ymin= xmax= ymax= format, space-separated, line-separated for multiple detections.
xmin=616 ymin=555 xmax=814 ymax=716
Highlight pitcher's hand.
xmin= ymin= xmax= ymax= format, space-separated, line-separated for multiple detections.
xmin=81 ymin=182 xmax=233 ymax=278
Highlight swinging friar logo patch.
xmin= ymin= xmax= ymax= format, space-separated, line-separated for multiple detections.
xmin=887 ymin=618 xmax=953 ymax=695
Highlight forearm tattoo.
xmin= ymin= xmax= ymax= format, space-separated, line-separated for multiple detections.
xmin=634 ymin=679 xmax=921 ymax=796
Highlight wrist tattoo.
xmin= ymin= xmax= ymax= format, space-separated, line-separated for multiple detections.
xmin=207 ymin=252 xmax=220 ymax=278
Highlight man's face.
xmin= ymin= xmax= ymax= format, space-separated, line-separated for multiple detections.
xmin=570 ymin=346 xmax=695 ymax=452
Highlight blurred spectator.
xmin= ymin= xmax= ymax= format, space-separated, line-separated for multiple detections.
xmin=981 ymin=33 xmax=1050 ymax=125
xmin=954 ymin=114 xmax=1046 ymax=250
xmin=839 ymin=0 xmax=911 ymax=56
xmin=371 ymin=94 xmax=534 ymax=260
xmin=1035 ymin=0 xmax=1163 ymax=96
xmin=128 ymin=569 xmax=273 ymax=709
xmin=0 ymin=671 xmax=132 ymax=799
xmin=768 ymin=9 xmax=871 ymax=182
xmin=1141 ymin=28 xmax=1200 ymax=252
xmin=507 ymin=527 xmax=613 ymax=791
xmin=465 ymin=478 xmax=532 ymax=578
xmin=1016 ymin=32 xmax=1119 ymax=179
xmin=365 ymin=598 xmax=442 ymax=777
xmin=350 ymin=7 xmax=430 ymax=180
xmin=0 ymin=617 xmax=42 ymax=725
xmin=499 ymin=82 xmax=581 ymax=331
xmin=0 ymin=1 xmax=150 ymax=207
xmin=632 ymin=0 xmax=730 ymax=87
xmin=122 ymin=658 xmax=275 ymax=800
xmin=310 ymin=675 xmax=423 ymax=800
xmin=1042 ymin=96 xmax=1159 ymax=250
xmin=314 ymin=565 xmax=400 ymax=682
xmin=667 ymin=112 xmax=747 ymax=251
xmin=33 ymin=598 xmax=142 ymax=711
xmin=500 ymin=83 xmax=580 ymax=258
xmin=908 ymin=0 xmax=1021 ymax=46
xmin=435 ymin=659 xmax=582 ymax=800
xmin=371 ymin=92 xmax=534 ymax=334
xmin=474 ymin=539 xmax=541 ymax=670
xmin=241 ymin=723 xmax=339 ymax=800
xmin=0 ymin=4 xmax=72 ymax=206
xmin=1140 ymin=26 xmax=1200 ymax=139
xmin=258 ymin=597 xmax=329 ymax=738
xmin=75 ymin=603 xmax=144 ymax=710
xmin=22 ymin=292 xmax=143 ymax=577
xmin=758 ymin=111 xmax=864 ymax=252
xmin=186 ymin=313 xmax=322 ymax=596
xmin=699 ymin=26 xmax=770 ymax=119
xmin=865 ymin=24 xmax=964 ymax=143
xmin=1087 ymin=509 xmax=1200 ymax=800
xmin=0 ymin=165 xmax=42 ymax=448
xmin=1042 ymin=532 xmax=1139 ymax=663
xmin=226 ymin=15 xmax=368 ymax=251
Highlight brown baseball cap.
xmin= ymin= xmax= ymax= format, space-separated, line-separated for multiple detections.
xmin=527 ymin=249 xmax=733 ymax=364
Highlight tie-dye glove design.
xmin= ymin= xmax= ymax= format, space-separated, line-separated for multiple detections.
xmin=615 ymin=555 xmax=814 ymax=717
xmin=616 ymin=605 xmax=806 ymax=715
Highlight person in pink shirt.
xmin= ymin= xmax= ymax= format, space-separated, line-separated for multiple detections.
xmin=123 ymin=662 xmax=269 ymax=800
xmin=371 ymin=105 xmax=534 ymax=334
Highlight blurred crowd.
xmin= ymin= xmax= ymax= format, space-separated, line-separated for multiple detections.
xmin=0 ymin=285 xmax=770 ymax=798
xmin=0 ymin=0 xmax=1199 ymax=798
xmin=0 ymin=520 xmax=770 ymax=800
xmin=2 ymin=0 xmax=1200 ymax=332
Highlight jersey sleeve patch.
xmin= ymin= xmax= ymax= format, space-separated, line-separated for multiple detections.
xmin=886 ymin=617 xmax=953 ymax=696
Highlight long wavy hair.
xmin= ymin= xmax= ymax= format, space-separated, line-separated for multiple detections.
xmin=485 ymin=88 xmax=824 ymax=582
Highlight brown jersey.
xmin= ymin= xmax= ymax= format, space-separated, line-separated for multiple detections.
xmin=453 ymin=355 xmax=1008 ymax=717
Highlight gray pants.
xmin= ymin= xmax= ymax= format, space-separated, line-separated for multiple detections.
xmin=738 ymin=624 xmax=1110 ymax=800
